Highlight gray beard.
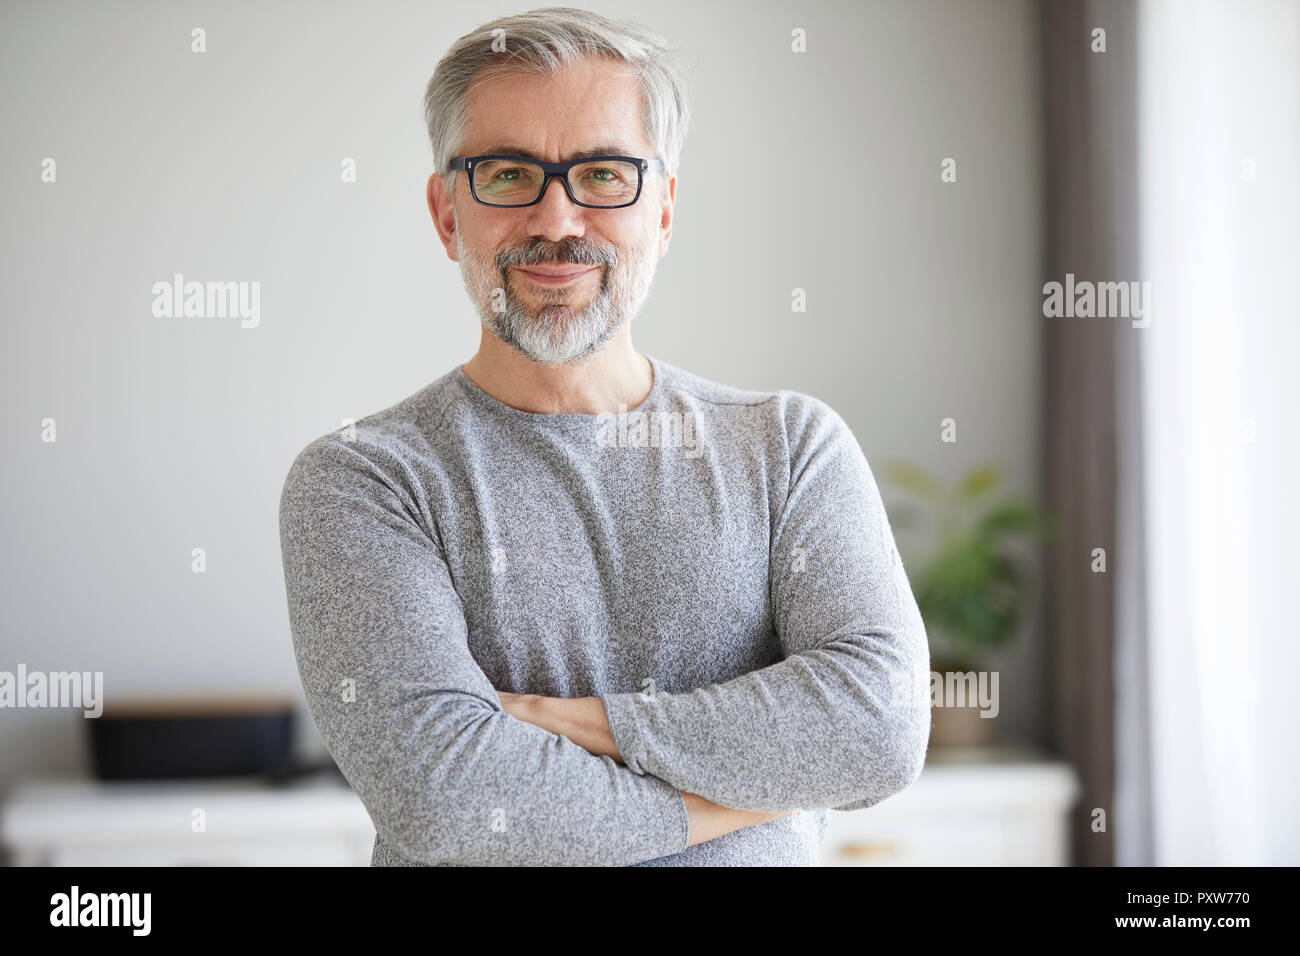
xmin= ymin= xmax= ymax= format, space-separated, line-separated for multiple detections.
xmin=457 ymin=229 xmax=657 ymax=368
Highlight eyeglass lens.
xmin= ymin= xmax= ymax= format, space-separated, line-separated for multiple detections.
xmin=472 ymin=159 xmax=640 ymax=206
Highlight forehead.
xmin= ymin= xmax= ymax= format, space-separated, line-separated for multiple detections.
xmin=462 ymin=55 xmax=652 ymax=158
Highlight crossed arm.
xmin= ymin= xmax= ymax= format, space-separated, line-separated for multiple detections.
xmin=496 ymin=692 xmax=800 ymax=843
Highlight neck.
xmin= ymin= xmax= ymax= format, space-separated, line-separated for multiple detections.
xmin=461 ymin=327 xmax=653 ymax=415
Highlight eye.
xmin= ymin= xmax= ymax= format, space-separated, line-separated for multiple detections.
xmin=586 ymin=167 xmax=624 ymax=183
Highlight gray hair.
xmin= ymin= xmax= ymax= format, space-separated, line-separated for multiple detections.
xmin=423 ymin=7 xmax=692 ymax=193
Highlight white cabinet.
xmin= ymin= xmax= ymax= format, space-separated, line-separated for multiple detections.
xmin=0 ymin=775 xmax=377 ymax=866
xmin=819 ymin=747 xmax=1081 ymax=866
xmin=2 ymin=752 xmax=1079 ymax=867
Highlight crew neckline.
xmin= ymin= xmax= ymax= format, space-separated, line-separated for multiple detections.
xmin=453 ymin=354 xmax=664 ymax=427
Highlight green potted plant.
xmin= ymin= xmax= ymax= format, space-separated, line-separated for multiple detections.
xmin=882 ymin=461 xmax=1054 ymax=749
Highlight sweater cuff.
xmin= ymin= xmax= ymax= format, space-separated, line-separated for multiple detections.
xmin=601 ymin=692 xmax=652 ymax=776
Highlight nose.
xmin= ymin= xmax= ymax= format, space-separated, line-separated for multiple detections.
xmin=523 ymin=174 xmax=588 ymax=245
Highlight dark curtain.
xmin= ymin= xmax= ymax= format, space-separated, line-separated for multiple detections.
xmin=1039 ymin=0 xmax=1148 ymax=867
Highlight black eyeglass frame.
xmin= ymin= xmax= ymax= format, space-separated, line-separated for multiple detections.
xmin=448 ymin=154 xmax=666 ymax=209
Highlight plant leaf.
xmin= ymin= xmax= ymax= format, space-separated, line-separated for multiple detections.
xmin=912 ymin=534 xmax=1027 ymax=649
xmin=975 ymin=499 xmax=1051 ymax=539
xmin=959 ymin=464 xmax=1002 ymax=499
xmin=881 ymin=459 xmax=941 ymax=500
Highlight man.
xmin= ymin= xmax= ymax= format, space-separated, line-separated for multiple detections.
xmin=278 ymin=7 xmax=931 ymax=866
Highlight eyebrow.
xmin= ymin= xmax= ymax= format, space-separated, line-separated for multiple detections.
xmin=472 ymin=144 xmax=637 ymax=161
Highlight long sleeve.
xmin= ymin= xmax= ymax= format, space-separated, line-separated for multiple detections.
xmin=600 ymin=396 xmax=931 ymax=813
xmin=278 ymin=434 xmax=689 ymax=865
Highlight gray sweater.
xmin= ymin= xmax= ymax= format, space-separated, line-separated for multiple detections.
xmin=278 ymin=354 xmax=931 ymax=866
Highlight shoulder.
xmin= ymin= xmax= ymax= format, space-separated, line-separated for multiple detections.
xmin=279 ymin=371 xmax=461 ymax=505
xmin=654 ymin=357 xmax=856 ymax=453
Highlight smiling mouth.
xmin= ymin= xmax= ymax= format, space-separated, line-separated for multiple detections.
xmin=513 ymin=266 xmax=598 ymax=286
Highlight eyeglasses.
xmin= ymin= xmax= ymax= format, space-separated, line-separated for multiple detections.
xmin=449 ymin=154 xmax=665 ymax=208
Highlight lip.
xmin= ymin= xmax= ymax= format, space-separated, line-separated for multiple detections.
xmin=513 ymin=266 xmax=597 ymax=286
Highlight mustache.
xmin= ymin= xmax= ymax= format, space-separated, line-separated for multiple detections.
xmin=495 ymin=237 xmax=619 ymax=272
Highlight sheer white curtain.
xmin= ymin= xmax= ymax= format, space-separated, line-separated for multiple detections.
xmin=1133 ymin=0 xmax=1300 ymax=864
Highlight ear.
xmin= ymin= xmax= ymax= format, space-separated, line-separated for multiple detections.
xmin=657 ymin=173 xmax=677 ymax=258
xmin=428 ymin=172 xmax=459 ymax=262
